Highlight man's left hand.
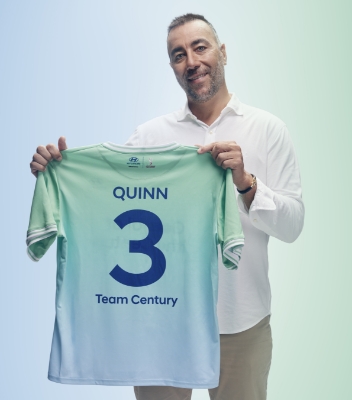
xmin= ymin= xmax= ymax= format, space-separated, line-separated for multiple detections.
xmin=197 ymin=141 xmax=252 ymax=190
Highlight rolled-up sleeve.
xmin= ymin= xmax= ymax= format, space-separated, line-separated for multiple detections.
xmin=237 ymin=125 xmax=305 ymax=243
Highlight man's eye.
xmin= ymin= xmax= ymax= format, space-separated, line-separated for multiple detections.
xmin=197 ymin=46 xmax=206 ymax=51
xmin=174 ymin=54 xmax=183 ymax=61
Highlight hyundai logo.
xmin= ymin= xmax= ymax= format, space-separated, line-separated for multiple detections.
xmin=129 ymin=157 xmax=139 ymax=162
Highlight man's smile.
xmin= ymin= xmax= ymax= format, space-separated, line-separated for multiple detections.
xmin=187 ymin=72 xmax=208 ymax=82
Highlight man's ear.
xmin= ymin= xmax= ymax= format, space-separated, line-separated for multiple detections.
xmin=220 ymin=44 xmax=227 ymax=65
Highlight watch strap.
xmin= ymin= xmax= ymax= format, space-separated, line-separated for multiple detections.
xmin=237 ymin=174 xmax=257 ymax=194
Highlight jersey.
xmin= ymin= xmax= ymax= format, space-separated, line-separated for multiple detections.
xmin=26 ymin=142 xmax=245 ymax=388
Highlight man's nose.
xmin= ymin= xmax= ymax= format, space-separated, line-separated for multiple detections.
xmin=186 ymin=52 xmax=200 ymax=70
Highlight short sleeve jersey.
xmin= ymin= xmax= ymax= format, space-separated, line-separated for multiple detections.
xmin=26 ymin=142 xmax=244 ymax=388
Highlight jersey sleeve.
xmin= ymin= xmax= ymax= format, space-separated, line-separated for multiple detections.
xmin=217 ymin=169 xmax=245 ymax=270
xmin=26 ymin=163 xmax=60 ymax=261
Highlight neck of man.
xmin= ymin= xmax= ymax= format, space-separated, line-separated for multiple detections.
xmin=187 ymin=84 xmax=231 ymax=126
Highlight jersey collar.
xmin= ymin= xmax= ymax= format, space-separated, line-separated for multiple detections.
xmin=102 ymin=142 xmax=181 ymax=153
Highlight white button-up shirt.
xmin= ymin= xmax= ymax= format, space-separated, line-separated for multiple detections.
xmin=125 ymin=93 xmax=304 ymax=334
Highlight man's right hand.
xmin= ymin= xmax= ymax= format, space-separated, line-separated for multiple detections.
xmin=30 ymin=136 xmax=68 ymax=177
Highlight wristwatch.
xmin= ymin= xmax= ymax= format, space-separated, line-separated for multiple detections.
xmin=237 ymin=174 xmax=257 ymax=194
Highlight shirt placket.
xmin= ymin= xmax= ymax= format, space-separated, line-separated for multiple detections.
xmin=189 ymin=114 xmax=223 ymax=145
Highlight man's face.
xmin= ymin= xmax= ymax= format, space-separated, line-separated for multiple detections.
xmin=167 ymin=20 xmax=227 ymax=103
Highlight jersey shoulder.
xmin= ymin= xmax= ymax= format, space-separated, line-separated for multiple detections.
xmin=60 ymin=143 xmax=102 ymax=154
xmin=47 ymin=143 xmax=103 ymax=172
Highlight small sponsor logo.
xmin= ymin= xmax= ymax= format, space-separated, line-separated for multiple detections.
xmin=146 ymin=157 xmax=155 ymax=168
xmin=127 ymin=156 xmax=141 ymax=167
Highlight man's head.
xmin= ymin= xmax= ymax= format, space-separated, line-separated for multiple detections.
xmin=167 ymin=14 xmax=227 ymax=104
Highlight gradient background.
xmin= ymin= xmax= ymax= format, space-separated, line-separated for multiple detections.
xmin=1 ymin=0 xmax=351 ymax=399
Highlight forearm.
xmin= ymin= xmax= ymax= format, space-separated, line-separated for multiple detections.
xmin=237 ymin=124 xmax=304 ymax=243
xmin=237 ymin=177 xmax=305 ymax=243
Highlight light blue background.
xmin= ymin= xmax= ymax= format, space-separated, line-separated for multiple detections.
xmin=1 ymin=1 xmax=351 ymax=399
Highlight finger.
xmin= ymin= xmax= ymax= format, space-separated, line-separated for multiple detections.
xmin=213 ymin=142 xmax=242 ymax=161
xmin=46 ymin=143 xmax=63 ymax=161
xmin=32 ymin=152 xmax=49 ymax=167
xmin=216 ymin=149 xmax=243 ymax=166
xmin=211 ymin=142 xmax=237 ymax=157
xmin=215 ymin=151 xmax=237 ymax=167
xmin=37 ymin=145 xmax=54 ymax=161
xmin=221 ymin=159 xmax=237 ymax=170
xmin=210 ymin=145 xmax=226 ymax=161
xmin=198 ymin=141 xmax=238 ymax=154
xmin=197 ymin=143 xmax=215 ymax=154
xmin=58 ymin=136 xmax=67 ymax=151
xmin=205 ymin=143 xmax=232 ymax=160
xmin=30 ymin=160 xmax=46 ymax=174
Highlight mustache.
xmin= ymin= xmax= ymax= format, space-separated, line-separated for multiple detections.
xmin=185 ymin=69 xmax=209 ymax=79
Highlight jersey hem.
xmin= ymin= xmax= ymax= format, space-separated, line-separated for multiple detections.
xmin=48 ymin=375 xmax=219 ymax=389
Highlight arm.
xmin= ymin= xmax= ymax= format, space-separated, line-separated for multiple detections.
xmin=239 ymin=125 xmax=304 ymax=243
xmin=30 ymin=136 xmax=67 ymax=177
xmin=198 ymin=126 xmax=304 ymax=243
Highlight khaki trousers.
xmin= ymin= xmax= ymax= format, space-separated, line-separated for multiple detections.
xmin=134 ymin=315 xmax=272 ymax=400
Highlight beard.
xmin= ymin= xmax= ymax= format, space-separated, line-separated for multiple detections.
xmin=177 ymin=57 xmax=225 ymax=103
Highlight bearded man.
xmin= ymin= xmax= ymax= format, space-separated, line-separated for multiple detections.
xmin=30 ymin=13 xmax=304 ymax=400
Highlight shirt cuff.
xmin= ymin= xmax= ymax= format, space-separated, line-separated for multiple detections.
xmin=237 ymin=177 xmax=276 ymax=215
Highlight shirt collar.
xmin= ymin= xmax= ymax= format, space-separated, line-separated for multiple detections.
xmin=176 ymin=92 xmax=244 ymax=122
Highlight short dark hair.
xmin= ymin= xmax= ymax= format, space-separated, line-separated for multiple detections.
xmin=167 ymin=13 xmax=221 ymax=45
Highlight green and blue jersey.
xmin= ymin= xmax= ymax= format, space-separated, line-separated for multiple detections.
xmin=26 ymin=142 xmax=244 ymax=388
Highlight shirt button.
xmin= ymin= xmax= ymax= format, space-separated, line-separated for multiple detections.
xmin=209 ymin=130 xmax=213 ymax=134
xmin=253 ymin=219 xmax=257 ymax=223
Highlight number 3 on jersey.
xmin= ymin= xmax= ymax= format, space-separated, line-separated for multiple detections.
xmin=109 ymin=209 xmax=166 ymax=287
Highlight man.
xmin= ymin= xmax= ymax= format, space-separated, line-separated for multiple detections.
xmin=29 ymin=13 xmax=304 ymax=400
